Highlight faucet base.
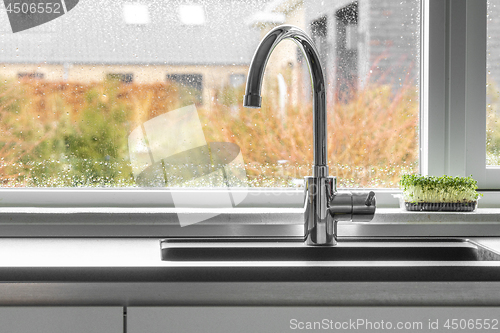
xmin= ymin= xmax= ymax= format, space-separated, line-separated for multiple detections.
xmin=304 ymin=176 xmax=336 ymax=246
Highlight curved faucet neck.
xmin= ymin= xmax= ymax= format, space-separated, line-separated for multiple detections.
xmin=243 ymin=25 xmax=328 ymax=177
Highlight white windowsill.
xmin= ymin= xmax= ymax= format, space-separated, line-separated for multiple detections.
xmin=1 ymin=188 xmax=498 ymax=208
xmin=0 ymin=206 xmax=499 ymax=237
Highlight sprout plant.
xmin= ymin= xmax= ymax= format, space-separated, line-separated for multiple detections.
xmin=399 ymin=175 xmax=481 ymax=210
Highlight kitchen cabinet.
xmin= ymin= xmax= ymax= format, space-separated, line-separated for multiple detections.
xmin=128 ymin=306 xmax=500 ymax=333
xmin=128 ymin=307 xmax=291 ymax=333
xmin=0 ymin=307 xmax=122 ymax=333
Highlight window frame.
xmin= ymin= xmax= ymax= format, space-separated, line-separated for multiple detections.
xmin=422 ymin=0 xmax=500 ymax=189
xmin=465 ymin=0 xmax=500 ymax=188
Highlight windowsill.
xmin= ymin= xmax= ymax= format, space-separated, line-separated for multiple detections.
xmin=0 ymin=206 xmax=499 ymax=237
xmin=342 ymin=207 xmax=500 ymax=237
xmin=1 ymin=206 xmax=500 ymax=220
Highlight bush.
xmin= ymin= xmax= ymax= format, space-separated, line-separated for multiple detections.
xmin=0 ymin=79 xmax=178 ymax=186
xmin=200 ymin=82 xmax=418 ymax=187
xmin=0 ymin=77 xmax=418 ymax=188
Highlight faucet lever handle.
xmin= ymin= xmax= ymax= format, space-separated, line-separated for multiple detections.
xmin=351 ymin=191 xmax=376 ymax=223
xmin=365 ymin=191 xmax=376 ymax=206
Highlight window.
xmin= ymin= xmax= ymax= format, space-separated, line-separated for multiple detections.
xmin=18 ymin=72 xmax=44 ymax=80
xmin=107 ymin=73 xmax=134 ymax=84
xmin=229 ymin=74 xmax=245 ymax=88
xmin=2 ymin=0 xmax=498 ymax=211
xmin=223 ymin=74 xmax=246 ymax=109
xmin=1 ymin=0 xmax=418 ymax=191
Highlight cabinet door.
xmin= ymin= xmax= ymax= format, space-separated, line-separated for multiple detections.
xmin=128 ymin=307 xmax=297 ymax=333
xmin=0 ymin=307 xmax=122 ymax=333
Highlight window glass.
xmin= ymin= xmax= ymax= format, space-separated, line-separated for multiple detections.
xmin=0 ymin=0 xmax=419 ymax=188
xmin=487 ymin=0 xmax=500 ymax=166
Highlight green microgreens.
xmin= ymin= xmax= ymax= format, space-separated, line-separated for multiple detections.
xmin=399 ymin=174 xmax=482 ymax=203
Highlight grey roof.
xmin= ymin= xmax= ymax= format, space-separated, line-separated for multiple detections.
xmin=0 ymin=0 xmax=265 ymax=65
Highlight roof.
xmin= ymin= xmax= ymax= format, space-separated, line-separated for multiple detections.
xmin=0 ymin=0 xmax=265 ymax=65
xmin=246 ymin=0 xmax=302 ymax=26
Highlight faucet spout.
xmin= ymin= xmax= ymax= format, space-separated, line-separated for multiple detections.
xmin=243 ymin=25 xmax=376 ymax=246
xmin=243 ymin=25 xmax=328 ymax=174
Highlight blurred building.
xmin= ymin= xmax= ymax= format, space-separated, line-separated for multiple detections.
xmin=0 ymin=0 xmax=462 ymax=108
xmin=252 ymin=0 xmax=421 ymax=104
xmin=0 ymin=0 xmax=265 ymax=106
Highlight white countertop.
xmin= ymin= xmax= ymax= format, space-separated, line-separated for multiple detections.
xmin=0 ymin=207 xmax=498 ymax=305
xmin=0 ymin=236 xmax=497 ymax=306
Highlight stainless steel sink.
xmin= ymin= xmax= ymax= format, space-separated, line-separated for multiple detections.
xmin=161 ymin=238 xmax=500 ymax=262
xmin=160 ymin=238 xmax=500 ymax=282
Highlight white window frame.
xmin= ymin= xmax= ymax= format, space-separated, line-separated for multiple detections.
xmin=465 ymin=0 xmax=500 ymax=188
xmin=422 ymin=0 xmax=500 ymax=189
xmin=1 ymin=0 xmax=499 ymax=218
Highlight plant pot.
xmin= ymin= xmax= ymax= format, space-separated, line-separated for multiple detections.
xmin=404 ymin=201 xmax=477 ymax=212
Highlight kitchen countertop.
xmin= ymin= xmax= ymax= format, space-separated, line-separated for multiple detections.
xmin=1 ymin=236 xmax=500 ymax=306
xmin=0 ymin=207 xmax=499 ymax=306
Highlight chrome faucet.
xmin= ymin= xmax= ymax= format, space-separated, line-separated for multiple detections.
xmin=243 ymin=25 xmax=376 ymax=246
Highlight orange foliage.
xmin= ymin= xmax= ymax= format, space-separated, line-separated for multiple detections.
xmin=200 ymin=83 xmax=418 ymax=187
xmin=0 ymin=78 xmax=418 ymax=188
